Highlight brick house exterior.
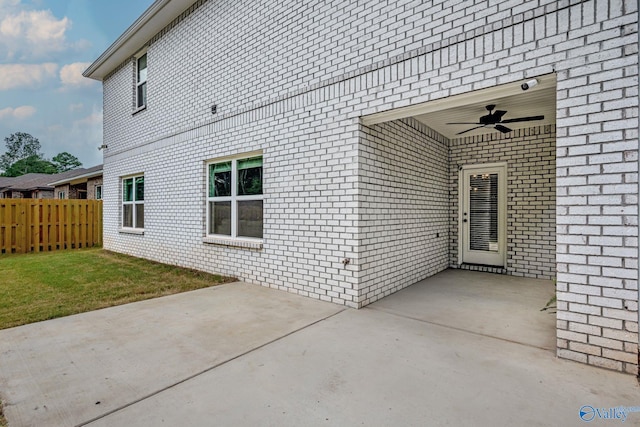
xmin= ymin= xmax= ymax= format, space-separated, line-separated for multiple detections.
xmin=86 ymin=0 xmax=639 ymax=373
xmin=87 ymin=176 xmax=104 ymax=200
xmin=49 ymin=165 xmax=103 ymax=200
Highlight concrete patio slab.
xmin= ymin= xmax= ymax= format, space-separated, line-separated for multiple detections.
xmin=1 ymin=271 xmax=638 ymax=427
xmin=88 ymin=307 xmax=638 ymax=427
xmin=0 ymin=282 xmax=343 ymax=427
xmin=371 ymin=269 xmax=556 ymax=350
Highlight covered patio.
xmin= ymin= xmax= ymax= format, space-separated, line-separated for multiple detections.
xmin=372 ymin=269 xmax=556 ymax=351
xmin=357 ymin=73 xmax=557 ymax=308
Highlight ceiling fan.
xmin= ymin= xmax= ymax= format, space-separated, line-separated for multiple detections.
xmin=447 ymin=104 xmax=544 ymax=135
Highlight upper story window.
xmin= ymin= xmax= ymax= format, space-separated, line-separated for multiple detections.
xmin=122 ymin=175 xmax=144 ymax=229
xmin=207 ymin=155 xmax=263 ymax=240
xmin=95 ymin=185 xmax=103 ymax=200
xmin=136 ymin=53 xmax=147 ymax=109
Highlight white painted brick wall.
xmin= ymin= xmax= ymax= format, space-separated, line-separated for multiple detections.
xmin=104 ymin=101 xmax=361 ymax=307
xmin=100 ymin=0 xmax=639 ymax=372
xmin=358 ymin=118 xmax=449 ymax=306
xmin=450 ymin=126 xmax=556 ymax=279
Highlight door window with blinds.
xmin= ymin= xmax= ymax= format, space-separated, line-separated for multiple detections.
xmin=460 ymin=164 xmax=506 ymax=267
xmin=468 ymin=173 xmax=499 ymax=252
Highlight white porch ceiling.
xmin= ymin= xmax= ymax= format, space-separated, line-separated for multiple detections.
xmin=414 ymin=86 xmax=556 ymax=139
xmin=362 ymin=73 xmax=557 ymax=139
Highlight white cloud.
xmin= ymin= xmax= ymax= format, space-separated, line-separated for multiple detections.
xmin=60 ymin=62 xmax=94 ymax=88
xmin=0 ymin=4 xmax=71 ymax=59
xmin=0 ymin=63 xmax=57 ymax=90
xmin=0 ymin=105 xmax=36 ymax=120
xmin=13 ymin=105 xmax=35 ymax=118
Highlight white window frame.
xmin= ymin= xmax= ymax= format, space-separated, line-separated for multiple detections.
xmin=121 ymin=174 xmax=144 ymax=232
xmin=58 ymin=191 xmax=65 ymax=199
xmin=205 ymin=153 xmax=263 ymax=246
xmin=135 ymin=52 xmax=147 ymax=110
xmin=95 ymin=185 xmax=103 ymax=200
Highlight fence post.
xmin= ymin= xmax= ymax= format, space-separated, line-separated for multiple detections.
xmin=57 ymin=201 xmax=63 ymax=250
xmin=0 ymin=201 xmax=9 ymax=253
xmin=32 ymin=200 xmax=40 ymax=253
xmin=15 ymin=200 xmax=24 ymax=253
xmin=41 ymin=200 xmax=50 ymax=252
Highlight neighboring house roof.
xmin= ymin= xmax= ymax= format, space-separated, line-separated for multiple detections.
xmin=0 ymin=169 xmax=92 ymax=193
xmin=48 ymin=165 xmax=103 ymax=186
xmin=84 ymin=0 xmax=198 ymax=81
xmin=0 ymin=173 xmax=53 ymax=192
xmin=0 ymin=177 xmax=14 ymax=189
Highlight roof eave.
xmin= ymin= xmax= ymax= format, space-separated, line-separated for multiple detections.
xmin=48 ymin=170 xmax=103 ymax=186
xmin=26 ymin=186 xmax=55 ymax=192
xmin=83 ymin=0 xmax=198 ymax=81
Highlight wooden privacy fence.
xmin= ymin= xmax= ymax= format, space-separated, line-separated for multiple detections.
xmin=0 ymin=199 xmax=102 ymax=254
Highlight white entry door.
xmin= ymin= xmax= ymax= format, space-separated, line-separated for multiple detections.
xmin=460 ymin=163 xmax=507 ymax=267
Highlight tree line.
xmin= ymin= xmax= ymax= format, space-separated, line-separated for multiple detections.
xmin=1 ymin=132 xmax=82 ymax=177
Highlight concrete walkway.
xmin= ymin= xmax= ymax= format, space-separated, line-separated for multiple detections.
xmin=1 ymin=272 xmax=639 ymax=426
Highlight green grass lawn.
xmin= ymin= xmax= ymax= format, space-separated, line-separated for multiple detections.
xmin=0 ymin=248 xmax=235 ymax=330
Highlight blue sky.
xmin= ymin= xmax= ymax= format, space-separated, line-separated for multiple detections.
xmin=0 ymin=0 xmax=154 ymax=168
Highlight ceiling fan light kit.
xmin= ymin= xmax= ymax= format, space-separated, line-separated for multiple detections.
xmin=446 ymin=104 xmax=545 ymax=135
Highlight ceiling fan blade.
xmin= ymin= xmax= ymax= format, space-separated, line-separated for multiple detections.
xmin=494 ymin=124 xmax=512 ymax=133
xmin=446 ymin=122 xmax=482 ymax=125
xmin=456 ymin=126 xmax=485 ymax=135
xmin=501 ymin=115 xmax=544 ymax=123
xmin=492 ymin=110 xmax=507 ymax=120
